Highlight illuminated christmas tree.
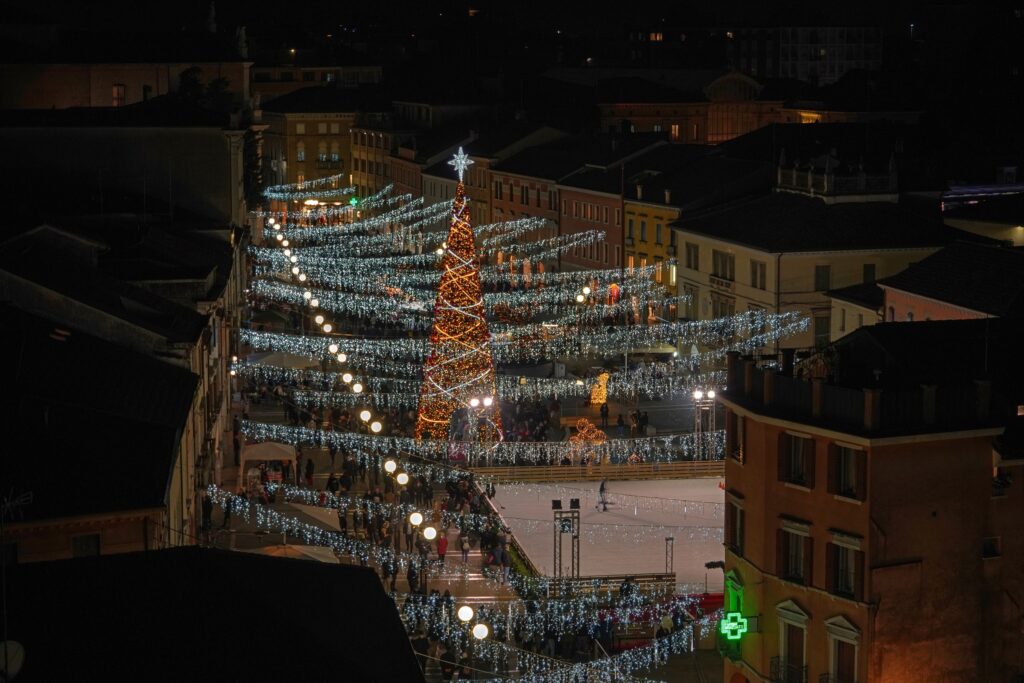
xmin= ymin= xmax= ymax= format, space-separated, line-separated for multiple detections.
xmin=415 ymin=148 xmax=503 ymax=442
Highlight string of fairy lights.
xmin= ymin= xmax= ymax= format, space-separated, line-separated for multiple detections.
xmin=235 ymin=155 xmax=808 ymax=679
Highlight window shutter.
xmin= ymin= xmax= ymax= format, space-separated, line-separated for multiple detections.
xmin=806 ymin=439 xmax=816 ymax=489
xmin=825 ymin=543 xmax=836 ymax=593
xmin=856 ymin=450 xmax=867 ymax=501
xmin=777 ymin=433 xmax=787 ymax=481
xmin=776 ymin=529 xmax=785 ymax=576
xmin=803 ymin=537 xmax=814 ymax=586
xmin=854 ymin=550 xmax=865 ymax=601
xmin=725 ymin=503 xmax=734 ymax=547
xmin=827 ymin=445 xmax=838 ymax=494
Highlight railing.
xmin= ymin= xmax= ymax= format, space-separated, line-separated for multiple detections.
xmin=469 ymin=460 xmax=725 ymax=483
xmin=475 ymin=482 xmax=543 ymax=579
xmin=545 ymin=572 xmax=677 ymax=599
xmin=771 ymin=656 xmax=808 ymax=683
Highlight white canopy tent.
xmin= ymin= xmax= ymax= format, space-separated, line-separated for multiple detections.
xmin=240 ymin=441 xmax=296 ymax=492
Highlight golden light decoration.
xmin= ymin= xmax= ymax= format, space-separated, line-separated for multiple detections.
xmin=415 ymin=175 xmax=502 ymax=442
xmin=282 ymin=240 xmax=290 ymax=247
xmin=589 ymin=371 xmax=609 ymax=406
xmin=569 ymin=417 xmax=608 ymax=464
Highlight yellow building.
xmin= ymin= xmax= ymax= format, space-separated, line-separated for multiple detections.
xmin=673 ymin=190 xmax=975 ymax=349
xmin=623 ymin=193 xmax=681 ymax=315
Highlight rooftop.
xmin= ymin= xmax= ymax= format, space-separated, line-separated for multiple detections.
xmin=826 ymin=282 xmax=884 ymax=310
xmin=0 ymin=96 xmax=231 ymax=128
xmin=6 ymin=547 xmax=423 ymax=681
xmin=878 ymin=242 xmax=1024 ymax=317
xmin=675 ymin=193 xmax=986 ymax=253
xmin=262 ymin=85 xmax=390 ymax=114
xmin=943 ymin=192 xmax=1024 ymax=225
xmin=496 ymin=133 xmax=666 ymax=182
xmin=0 ymin=29 xmax=247 ymax=64
xmin=2 ymin=305 xmax=198 ymax=523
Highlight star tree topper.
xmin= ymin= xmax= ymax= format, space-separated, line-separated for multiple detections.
xmin=449 ymin=147 xmax=474 ymax=181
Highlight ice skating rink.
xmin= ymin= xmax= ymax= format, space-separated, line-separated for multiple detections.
xmin=492 ymin=478 xmax=724 ymax=592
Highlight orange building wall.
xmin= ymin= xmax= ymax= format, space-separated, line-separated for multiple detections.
xmin=882 ymin=288 xmax=986 ymax=322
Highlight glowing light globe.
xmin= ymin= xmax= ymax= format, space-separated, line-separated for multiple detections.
xmin=384 ymin=460 xmax=397 ymax=474
xmin=328 ymin=343 xmax=339 ymax=354
xmin=314 ymin=315 xmax=325 ymax=325
xmin=337 ymin=353 xmax=347 ymax=362
xmin=582 ymin=286 xmax=592 ymax=295
xmin=576 ymin=294 xmax=585 ymax=303
xmin=310 ymin=299 xmax=319 ymax=308
xmin=343 ymin=373 xmax=353 ymax=384
xmin=694 ymin=390 xmax=704 ymax=400
xmin=409 ymin=512 xmax=423 ymax=526
xmin=352 ymin=382 xmax=363 ymax=393
xmin=322 ymin=323 xmax=332 ymax=332
xmin=483 ymin=397 xmax=493 ymax=407
xmin=423 ymin=526 xmax=437 ymax=541
xmin=396 ymin=472 xmax=410 ymax=486
xmin=457 ymin=606 xmax=474 ymax=622
xmin=469 ymin=398 xmax=480 ymax=408
xmin=472 ymin=624 xmax=489 ymax=640
xmin=303 ymin=291 xmax=312 ymax=300
xmin=298 ymin=273 xmax=307 ymax=282
xmin=370 ymin=420 xmax=382 ymax=433
xmin=359 ymin=409 xmax=371 ymax=422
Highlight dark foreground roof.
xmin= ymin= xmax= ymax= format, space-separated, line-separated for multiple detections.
xmin=676 ymin=193 xmax=987 ymax=253
xmin=6 ymin=547 xmax=424 ymax=682
xmin=827 ymin=282 xmax=884 ymax=310
xmin=1 ymin=305 xmax=198 ymax=523
xmin=878 ymin=242 xmax=1024 ymax=317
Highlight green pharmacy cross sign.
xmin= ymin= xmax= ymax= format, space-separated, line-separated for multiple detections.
xmin=720 ymin=611 xmax=748 ymax=641
xmin=349 ymin=197 xmax=359 ymax=207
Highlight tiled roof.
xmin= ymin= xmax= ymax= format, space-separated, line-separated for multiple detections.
xmin=878 ymin=242 xmax=1024 ymax=317
xmin=675 ymin=193 xmax=987 ymax=253
xmin=827 ymin=282 xmax=884 ymax=310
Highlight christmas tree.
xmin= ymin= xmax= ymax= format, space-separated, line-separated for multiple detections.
xmin=415 ymin=149 xmax=503 ymax=442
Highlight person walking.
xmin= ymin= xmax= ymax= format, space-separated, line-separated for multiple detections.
xmin=304 ymin=458 xmax=315 ymax=487
xmin=221 ymin=494 xmax=232 ymax=529
xmin=460 ymin=533 xmax=471 ymax=563
xmin=294 ymin=451 xmax=303 ymax=486
xmin=597 ymin=479 xmax=608 ymax=512
xmin=616 ymin=414 xmax=625 ymax=438
xmin=406 ymin=561 xmax=419 ymax=594
xmin=436 ymin=534 xmax=448 ymax=566
xmin=599 ymin=402 xmax=609 ymax=428
xmin=404 ymin=518 xmax=415 ymax=552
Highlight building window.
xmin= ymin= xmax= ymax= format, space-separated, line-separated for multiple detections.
xmin=304 ymin=71 xmax=316 ymax=82
xmin=521 ymin=186 xmax=529 ymax=205
xmin=669 ymin=264 xmax=677 ymax=287
xmin=710 ymin=292 xmax=734 ymax=318
xmin=653 ymin=123 xmax=662 ymax=132
xmin=655 ymin=223 xmax=663 ymax=244
xmin=614 ymin=245 xmax=621 ymax=267
xmin=777 ymin=529 xmax=811 ymax=584
xmin=494 ymin=181 xmax=503 ymax=200
xmin=814 ymin=264 xmax=832 ymax=291
xmin=317 ymin=122 xmax=327 ymax=134
xmin=832 ymin=638 xmax=857 ymax=683
xmin=727 ymin=412 xmax=745 ymax=462
xmin=814 ymin=314 xmax=830 ymax=347
xmin=627 ymin=219 xmax=635 ymax=239
xmin=654 ymin=257 xmax=663 ymax=283
xmin=862 ymin=263 xmax=876 ymax=283
xmin=670 ymin=230 xmax=677 ymax=247
xmin=826 ymin=542 xmax=863 ymax=599
xmin=726 ymin=502 xmax=745 ymax=555
xmin=295 ymin=123 xmax=306 ymax=135
xmin=112 ymin=84 xmax=126 ymax=107
xmin=330 ymin=123 xmax=340 ymax=134
xmin=983 ymin=536 xmax=1002 ymax=558
xmin=614 ymin=208 xmax=621 ymax=226
xmin=72 ymin=533 xmax=101 ymax=557
xmin=573 ymin=201 xmax=579 ymax=218
xmin=296 ymin=143 xmax=305 ymax=162
xmin=750 ymin=260 xmax=766 ymax=289
xmin=779 ymin=433 xmax=815 ymax=487
xmin=640 ymin=221 xmax=648 ymax=242
xmin=683 ymin=285 xmax=698 ymax=319
xmin=828 ymin=445 xmax=864 ymax=500
xmin=627 ymin=255 xmax=635 ymax=272
xmin=670 ymin=123 xmax=680 ymax=141
xmin=711 ymin=250 xmax=735 ymax=280
xmin=549 ymin=190 xmax=557 ymax=210
xmin=602 ymin=206 xmax=609 ymax=224
xmin=906 ymin=311 xmax=914 ymax=322
xmin=685 ymin=243 xmax=699 ymax=270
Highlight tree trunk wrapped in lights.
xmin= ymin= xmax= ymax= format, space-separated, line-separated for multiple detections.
xmin=416 ymin=151 xmax=502 ymax=443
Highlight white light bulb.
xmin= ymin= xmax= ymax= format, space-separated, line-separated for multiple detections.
xmin=469 ymin=398 xmax=480 ymax=408
xmin=370 ymin=420 xmax=382 ymax=433
xmin=337 ymin=353 xmax=347 ymax=363
xmin=275 ymin=234 xmax=283 ymax=241
xmin=343 ymin=373 xmax=353 ymax=384
xmin=284 ymin=249 xmax=291 ymax=256
xmin=582 ymin=286 xmax=592 ymax=295
xmin=289 ymin=255 xmax=298 ymax=263
xmin=483 ymin=396 xmax=493 ymax=407
xmin=310 ymin=299 xmax=319 ymax=307
xmin=315 ymin=315 xmax=325 ymax=325
xmin=282 ymin=240 xmax=290 ymax=247
xmin=291 ymin=266 xmax=300 ymax=275
xmin=694 ymin=390 xmax=704 ymax=400
xmin=322 ymin=323 xmax=332 ymax=332
xmin=352 ymin=382 xmax=363 ymax=393
xmin=423 ymin=526 xmax=437 ymax=541
xmin=303 ymin=291 xmax=312 ymax=300
xmin=409 ymin=511 xmax=423 ymax=526
xmin=396 ymin=472 xmax=410 ymax=486
xmin=576 ymin=294 xmax=585 ymax=303
xmin=229 ymin=369 xmax=236 ymax=376
xmin=707 ymin=390 xmax=716 ymax=399
xmin=472 ymin=624 xmax=489 ymax=640
xmin=359 ymin=409 xmax=371 ymax=422
xmin=457 ymin=606 xmax=474 ymax=622
xmin=436 ymin=248 xmax=445 ymax=256
xmin=298 ymin=273 xmax=307 ymax=282
xmin=328 ymin=343 xmax=339 ymax=354
xmin=384 ymin=460 xmax=397 ymax=474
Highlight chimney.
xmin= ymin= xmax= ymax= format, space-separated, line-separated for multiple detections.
xmin=664 ymin=188 xmax=671 ymax=204
xmin=636 ymin=184 xmax=643 ymax=200
xmin=863 ymin=388 xmax=882 ymax=431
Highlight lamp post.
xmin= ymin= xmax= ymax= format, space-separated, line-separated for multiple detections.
xmin=693 ymin=388 xmax=716 ymax=460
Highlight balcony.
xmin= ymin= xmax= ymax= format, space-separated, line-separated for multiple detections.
xmin=771 ymin=656 xmax=807 ymax=683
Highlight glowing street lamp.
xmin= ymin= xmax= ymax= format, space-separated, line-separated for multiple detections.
xmin=472 ymin=624 xmax=489 ymax=640
xmin=310 ymin=299 xmax=319 ymax=308
xmin=315 ymin=315 xmax=325 ymax=325
xmin=457 ymin=605 xmax=474 ymax=622
xmin=396 ymin=472 xmax=410 ymax=486
xmin=328 ymin=343 xmax=339 ymax=354
xmin=423 ymin=526 xmax=437 ymax=541
xmin=370 ymin=420 xmax=382 ymax=433
xmin=336 ymin=353 xmax=347 ymax=363
xmin=483 ymin=396 xmax=493 ymax=407
xmin=359 ymin=409 xmax=371 ymax=422
xmin=409 ymin=511 xmax=423 ymax=527
xmin=384 ymin=460 xmax=398 ymax=474
xmin=469 ymin=397 xmax=480 ymax=408
xmin=352 ymin=382 xmax=363 ymax=394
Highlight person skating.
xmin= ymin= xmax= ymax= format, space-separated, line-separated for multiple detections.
xmin=597 ymin=479 xmax=608 ymax=512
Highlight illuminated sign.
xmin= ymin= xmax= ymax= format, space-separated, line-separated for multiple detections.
xmin=720 ymin=611 xmax=748 ymax=641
